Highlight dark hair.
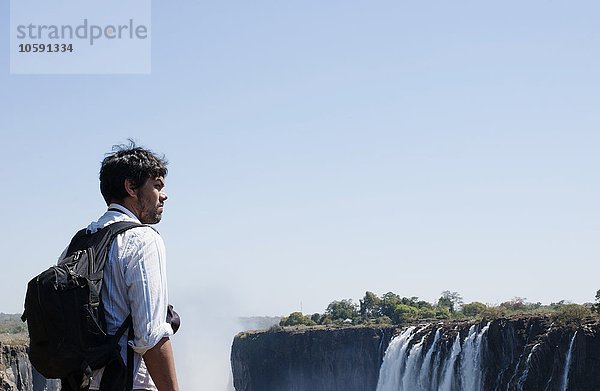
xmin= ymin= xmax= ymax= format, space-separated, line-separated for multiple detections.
xmin=99 ymin=140 xmax=168 ymax=205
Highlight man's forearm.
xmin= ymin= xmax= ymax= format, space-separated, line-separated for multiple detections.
xmin=143 ymin=337 xmax=179 ymax=391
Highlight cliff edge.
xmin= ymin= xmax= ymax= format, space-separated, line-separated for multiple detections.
xmin=0 ymin=334 xmax=59 ymax=391
xmin=230 ymin=316 xmax=600 ymax=391
xmin=231 ymin=325 xmax=396 ymax=391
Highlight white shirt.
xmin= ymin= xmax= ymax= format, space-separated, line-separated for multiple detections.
xmin=61 ymin=203 xmax=173 ymax=390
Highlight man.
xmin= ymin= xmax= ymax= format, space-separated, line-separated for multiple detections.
xmin=65 ymin=143 xmax=179 ymax=390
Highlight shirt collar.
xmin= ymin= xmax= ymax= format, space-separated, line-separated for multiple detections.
xmin=108 ymin=203 xmax=141 ymax=223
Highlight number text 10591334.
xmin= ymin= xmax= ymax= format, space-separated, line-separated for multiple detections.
xmin=18 ymin=43 xmax=74 ymax=53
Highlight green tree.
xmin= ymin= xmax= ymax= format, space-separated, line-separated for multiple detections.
xmin=500 ymin=297 xmax=527 ymax=312
xmin=392 ymin=304 xmax=419 ymax=324
xmin=400 ymin=297 xmax=419 ymax=307
xmin=279 ymin=312 xmax=315 ymax=327
xmin=551 ymin=300 xmax=568 ymax=308
xmin=462 ymin=302 xmax=487 ymax=317
xmin=415 ymin=300 xmax=434 ymax=310
xmin=480 ymin=306 xmax=507 ymax=318
xmin=325 ymin=299 xmax=359 ymax=321
xmin=374 ymin=316 xmax=393 ymax=325
xmin=554 ymin=304 xmax=591 ymax=326
xmin=593 ymin=290 xmax=600 ymax=313
xmin=380 ymin=292 xmax=402 ymax=319
xmin=418 ymin=307 xmax=437 ymax=319
xmin=359 ymin=291 xmax=381 ymax=319
xmin=435 ymin=306 xmax=451 ymax=319
xmin=310 ymin=313 xmax=322 ymax=324
xmin=438 ymin=291 xmax=463 ymax=313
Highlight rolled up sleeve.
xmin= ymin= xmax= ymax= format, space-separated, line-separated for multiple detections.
xmin=122 ymin=228 xmax=173 ymax=355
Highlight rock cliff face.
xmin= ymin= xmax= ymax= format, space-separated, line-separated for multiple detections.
xmin=231 ymin=326 xmax=396 ymax=391
xmin=230 ymin=317 xmax=600 ymax=391
xmin=1 ymin=343 xmax=32 ymax=391
xmin=0 ymin=342 xmax=59 ymax=391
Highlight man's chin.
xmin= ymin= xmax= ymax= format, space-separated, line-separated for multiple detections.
xmin=141 ymin=213 xmax=162 ymax=225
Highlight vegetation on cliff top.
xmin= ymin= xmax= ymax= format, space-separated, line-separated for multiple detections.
xmin=0 ymin=313 xmax=28 ymax=345
xmin=279 ymin=290 xmax=600 ymax=328
xmin=0 ymin=313 xmax=26 ymax=334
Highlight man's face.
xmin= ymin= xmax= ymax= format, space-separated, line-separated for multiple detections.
xmin=135 ymin=176 xmax=167 ymax=224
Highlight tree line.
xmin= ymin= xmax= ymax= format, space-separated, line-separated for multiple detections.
xmin=279 ymin=290 xmax=599 ymax=327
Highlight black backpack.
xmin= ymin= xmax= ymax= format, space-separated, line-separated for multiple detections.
xmin=22 ymin=221 xmax=144 ymax=390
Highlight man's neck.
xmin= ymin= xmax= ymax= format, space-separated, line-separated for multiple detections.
xmin=108 ymin=202 xmax=140 ymax=222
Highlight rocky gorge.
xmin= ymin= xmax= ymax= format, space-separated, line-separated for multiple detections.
xmin=231 ymin=316 xmax=600 ymax=391
xmin=0 ymin=335 xmax=59 ymax=391
xmin=3 ymin=315 xmax=600 ymax=390
xmin=231 ymin=325 xmax=396 ymax=391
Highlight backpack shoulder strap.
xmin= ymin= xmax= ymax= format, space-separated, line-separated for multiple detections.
xmin=65 ymin=228 xmax=89 ymax=256
xmin=67 ymin=221 xmax=146 ymax=252
xmin=64 ymin=221 xmax=147 ymax=282
xmin=88 ymin=221 xmax=147 ymax=280
xmin=104 ymin=220 xmax=147 ymax=239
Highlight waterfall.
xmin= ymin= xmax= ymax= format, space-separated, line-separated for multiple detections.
xmin=401 ymin=331 xmax=428 ymax=390
xmin=439 ymin=332 xmax=461 ymax=391
xmin=517 ymin=343 xmax=540 ymax=391
xmin=460 ymin=323 xmax=490 ymax=391
xmin=418 ymin=328 xmax=441 ymax=389
xmin=507 ymin=324 xmax=533 ymax=389
xmin=377 ymin=326 xmax=417 ymax=390
xmin=561 ymin=331 xmax=577 ymax=391
xmin=376 ymin=323 xmax=490 ymax=391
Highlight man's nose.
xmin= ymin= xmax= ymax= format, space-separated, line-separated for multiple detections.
xmin=160 ymin=191 xmax=168 ymax=201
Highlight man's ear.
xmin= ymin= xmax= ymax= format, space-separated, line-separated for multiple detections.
xmin=124 ymin=178 xmax=138 ymax=198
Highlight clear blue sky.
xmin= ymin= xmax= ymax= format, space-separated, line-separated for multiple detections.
xmin=2 ymin=1 xmax=600 ymax=386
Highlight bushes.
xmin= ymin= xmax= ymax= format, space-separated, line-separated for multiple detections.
xmin=392 ymin=304 xmax=419 ymax=324
xmin=462 ymin=302 xmax=487 ymax=317
xmin=374 ymin=316 xmax=393 ymax=325
xmin=480 ymin=306 xmax=507 ymax=319
xmin=325 ymin=299 xmax=359 ymax=321
xmin=279 ymin=312 xmax=316 ymax=327
xmin=0 ymin=314 xmax=27 ymax=334
xmin=418 ymin=307 xmax=437 ymax=319
xmin=435 ymin=306 xmax=452 ymax=319
xmin=553 ymin=304 xmax=591 ymax=325
xmin=279 ymin=291 xmax=467 ymax=327
xmin=277 ymin=291 xmax=600 ymax=329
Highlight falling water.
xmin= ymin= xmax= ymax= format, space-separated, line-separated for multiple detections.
xmin=376 ymin=323 xmax=490 ymax=391
xmin=418 ymin=328 xmax=441 ymax=389
xmin=460 ymin=323 xmax=490 ymax=391
xmin=459 ymin=325 xmax=478 ymax=389
xmin=516 ymin=343 xmax=540 ymax=391
xmin=508 ymin=324 xmax=535 ymax=389
xmin=376 ymin=327 xmax=417 ymax=390
xmin=401 ymin=331 xmax=429 ymax=390
xmin=561 ymin=332 xmax=577 ymax=391
xmin=439 ymin=332 xmax=462 ymax=391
